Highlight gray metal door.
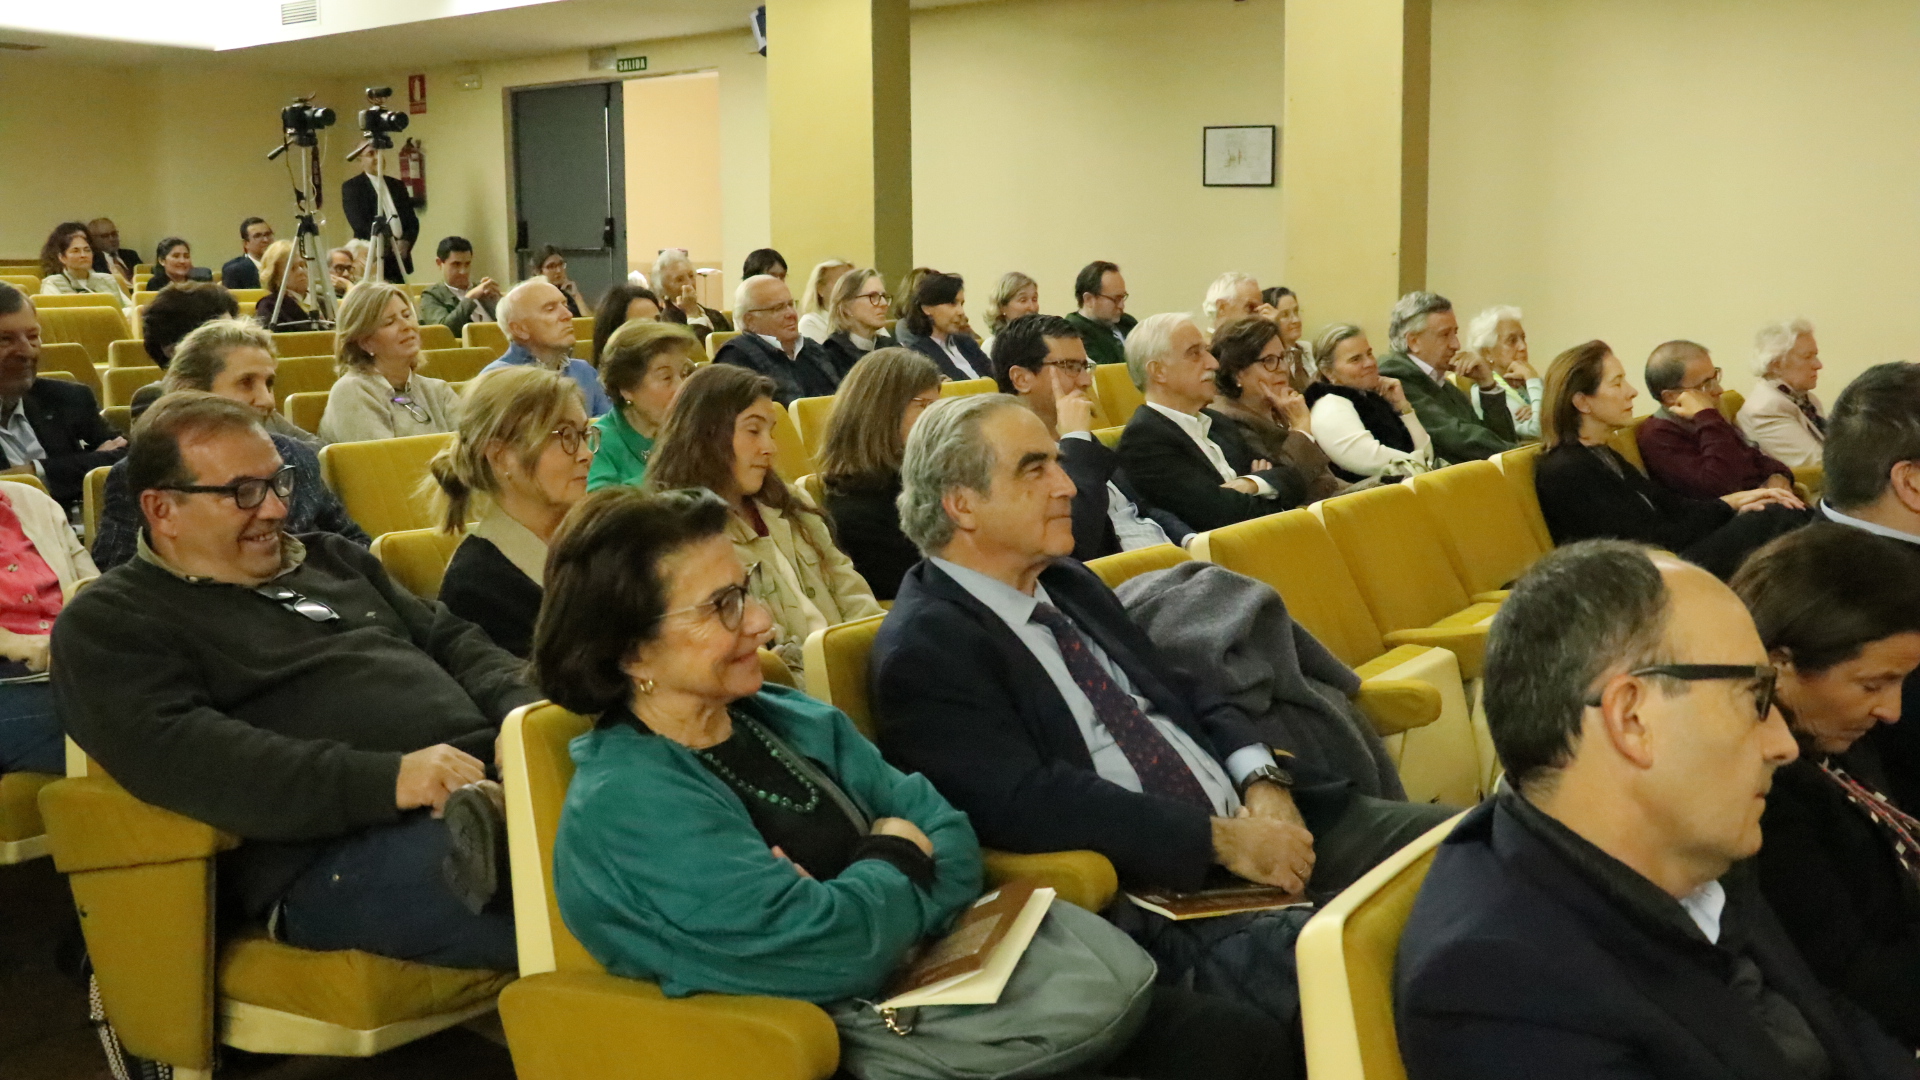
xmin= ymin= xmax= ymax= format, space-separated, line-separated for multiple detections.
xmin=511 ymin=81 xmax=626 ymax=306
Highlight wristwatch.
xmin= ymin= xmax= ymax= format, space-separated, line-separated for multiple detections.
xmin=1236 ymin=763 xmax=1295 ymax=798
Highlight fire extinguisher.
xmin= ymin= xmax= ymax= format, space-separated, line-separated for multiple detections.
xmin=398 ymin=138 xmax=427 ymax=211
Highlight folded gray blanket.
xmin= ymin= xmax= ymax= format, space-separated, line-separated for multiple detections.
xmin=1116 ymin=561 xmax=1404 ymax=800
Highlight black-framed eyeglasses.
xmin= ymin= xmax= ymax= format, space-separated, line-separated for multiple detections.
xmin=1041 ymin=360 xmax=1094 ymax=375
xmin=550 ymin=423 xmax=601 ymax=456
xmin=390 ymin=392 xmax=431 ymax=425
xmin=160 ymin=465 xmax=297 ymax=510
xmin=1587 ymin=663 xmax=1778 ymax=720
xmin=253 ymin=582 xmax=340 ymax=623
xmin=660 ymin=563 xmax=763 ymax=632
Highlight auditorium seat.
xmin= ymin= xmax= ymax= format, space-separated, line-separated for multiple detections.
xmin=284 ymin=392 xmax=328 ymax=435
xmin=318 ymin=432 xmax=455 ymax=537
xmin=572 ymin=316 xmax=594 ymax=351
xmin=272 ymin=354 xmax=337 ymax=407
xmin=1 ymin=770 xmax=55 ymax=864
xmin=419 ymin=346 xmax=497 ymax=384
xmin=31 ymin=293 xmax=120 ymax=310
xmin=1608 ymin=416 xmax=1648 ymax=470
xmin=131 ymin=291 xmax=160 ymax=308
xmin=800 ymin=616 xmax=1120 ymax=912
xmin=793 ymin=473 xmax=826 ymax=510
xmin=1793 ymin=463 xmax=1824 ymax=500
xmin=1296 ymin=811 xmax=1463 ymax=1080
xmin=496 ymin=701 xmax=841 ymax=1080
xmin=107 ymin=339 xmax=151 ymax=368
xmin=1092 ymin=363 xmax=1143 ymax=427
xmin=38 ymin=306 xmax=131 ymax=367
xmin=82 ymin=466 xmax=111 ymax=546
xmin=1086 ymin=542 xmax=1191 ymax=589
xmin=789 ymin=395 xmax=834 ymax=463
xmin=939 ymin=377 xmax=995 ymax=398
xmin=228 ymin=289 xmax=269 ymax=308
xmin=1718 ymin=387 xmax=1745 ymax=423
xmin=102 ymin=365 xmax=162 ymax=408
xmin=370 ymin=527 xmax=464 ymax=599
xmin=1491 ymin=444 xmax=1553 ymax=552
xmin=103 ymin=406 xmax=131 ymax=436
xmin=1407 ymin=461 xmax=1545 ymax=601
xmin=37 ymin=767 xmax=512 ymax=1075
xmin=461 ymin=322 xmax=509 ymax=356
xmin=272 ymin=330 xmax=335 ymax=358
xmin=705 ymin=330 xmax=740 ymax=353
xmin=0 ymin=274 xmax=40 ymax=293
xmin=1193 ymin=509 xmax=1482 ymax=806
xmin=770 ymin=401 xmax=810 ymax=481
xmin=1092 ymin=425 xmax=1124 ymax=449
xmin=416 ymin=324 xmax=457 ymax=351
xmin=36 ymin=371 xmax=74 ymax=384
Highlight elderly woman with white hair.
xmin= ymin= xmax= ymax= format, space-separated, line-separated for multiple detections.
xmin=1737 ymin=317 xmax=1827 ymax=468
xmin=651 ymin=249 xmax=733 ymax=345
xmin=1461 ymin=305 xmax=1542 ymax=439
xmin=1205 ymin=274 xmax=1313 ymax=387
xmin=1203 ymin=273 xmax=1272 ymax=330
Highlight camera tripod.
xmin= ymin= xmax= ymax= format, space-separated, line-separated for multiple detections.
xmin=266 ymin=111 xmax=337 ymax=330
xmin=346 ymin=134 xmax=405 ymax=288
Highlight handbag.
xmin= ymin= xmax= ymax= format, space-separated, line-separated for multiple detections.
xmin=827 ymin=900 xmax=1157 ymax=1080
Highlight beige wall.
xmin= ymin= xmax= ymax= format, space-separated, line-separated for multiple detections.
xmin=1428 ymin=0 xmax=1920 ymax=397
xmin=623 ymin=71 xmax=724 ymax=276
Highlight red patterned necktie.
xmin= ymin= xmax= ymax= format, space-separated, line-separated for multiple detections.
xmin=1028 ymin=602 xmax=1216 ymax=811
xmin=1820 ymin=763 xmax=1920 ymax=888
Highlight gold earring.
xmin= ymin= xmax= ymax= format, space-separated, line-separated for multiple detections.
xmin=635 ymin=678 xmax=656 ymax=695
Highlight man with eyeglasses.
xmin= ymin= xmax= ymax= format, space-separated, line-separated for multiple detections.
xmin=54 ymin=392 xmax=537 ymax=971
xmin=1065 ymin=260 xmax=1135 ymax=368
xmin=714 ymin=274 xmax=845 ymax=405
xmin=992 ymin=313 xmax=1191 ymax=559
xmin=483 ymin=278 xmax=611 ymax=417
xmin=1638 ymin=340 xmax=1796 ymax=501
xmin=221 ymin=217 xmax=274 ymax=291
xmin=1396 ymin=539 xmax=1912 ymax=1079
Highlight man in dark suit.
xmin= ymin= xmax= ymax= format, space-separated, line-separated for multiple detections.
xmin=872 ymin=393 xmax=1451 ymax=1027
xmin=0 ymin=285 xmax=127 ymax=506
xmin=220 ymin=218 xmax=274 ymax=291
xmin=1116 ymin=312 xmax=1307 ymax=532
xmin=342 ymin=152 xmax=419 ymax=284
xmin=1395 ymin=539 xmax=1911 ymax=1079
xmin=1376 ymin=291 xmax=1517 ymax=464
xmin=85 ymin=218 xmax=140 ymax=282
xmin=714 ymin=275 xmax=843 ymax=405
xmin=992 ymin=313 xmax=1191 ymax=559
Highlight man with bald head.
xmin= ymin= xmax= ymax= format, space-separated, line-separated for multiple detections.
xmin=1396 ymin=540 xmax=1911 ymax=1078
xmin=479 ymin=279 xmax=610 ymax=416
xmin=713 ymin=274 xmax=845 ymax=405
xmin=1637 ymin=340 xmax=1793 ymax=501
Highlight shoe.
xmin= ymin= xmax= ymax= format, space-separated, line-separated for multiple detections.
xmin=441 ymin=780 xmax=507 ymax=916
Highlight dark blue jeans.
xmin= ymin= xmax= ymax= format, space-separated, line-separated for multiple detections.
xmin=0 ymin=681 xmax=64 ymax=775
xmin=278 ymin=809 xmax=517 ymax=971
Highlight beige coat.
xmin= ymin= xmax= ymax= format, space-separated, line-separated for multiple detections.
xmin=1736 ymin=380 xmax=1826 ymax=470
xmin=728 ymin=496 xmax=883 ymax=667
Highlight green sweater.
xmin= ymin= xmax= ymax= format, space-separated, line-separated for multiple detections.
xmin=586 ymin=406 xmax=653 ymax=491
xmin=1376 ymin=350 xmax=1519 ymax=463
xmin=1066 ymin=312 xmax=1129 ymax=368
xmin=555 ymin=684 xmax=982 ymax=1003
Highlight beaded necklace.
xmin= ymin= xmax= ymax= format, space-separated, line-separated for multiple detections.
xmin=692 ymin=714 xmax=821 ymax=814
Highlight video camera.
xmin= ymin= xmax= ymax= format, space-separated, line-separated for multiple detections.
xmin=357 ymin=87 xmax=410 ymax=147
xmin=278 ymin=97 xmax=335 ymax=148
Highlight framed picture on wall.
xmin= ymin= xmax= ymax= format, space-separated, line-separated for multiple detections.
xmin=1203 ymin=125 xmax=1277 ymax=187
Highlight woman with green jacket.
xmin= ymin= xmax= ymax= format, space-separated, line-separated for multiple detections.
xmin=586 ymin=320 xmax=698 ymax=491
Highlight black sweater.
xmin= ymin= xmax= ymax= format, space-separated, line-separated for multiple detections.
xmin=439 ymin=534 xmax=544 ymax=658
xmin=821 ymin=473 xmax=920 ymax=601
xmin=51 ymin=533 xmax=537 ymax=916
xmin=1534 ymin=442 xmax=1734 ymax=551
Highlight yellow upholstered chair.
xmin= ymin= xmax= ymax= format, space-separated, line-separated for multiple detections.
xmin=227 ymin=289 xmax=268 ymax=307
xmin=32 ymin=293 xmax=121 ymax=309
xmin=0 ymin=274 xmax=40 ymax=293
xmin=793 ymin=473 xmax=826 ymax=511
xmin=1491 ymin=444 xmax=1553 ymax=553
xmin=107 ymin=338 xmax=153 ymax=368
xmin=1407 ymin=462 xmax=1545 ymax=601
xmin=770 ymin=401 xmax=811 ymax=482
xmin=1296 ymin=811 xmax=1464 ymax=1080
xmin=272 ymin=354 xmax=337 ymax=407
xmin=706 ymin=330 xmax=741 ymax=353
xmin=272 ymin=330 xmax=335 ymax=358
xmin=1313 ymin=485 xmax=1501 ymax=680
xmin=462 ymin=322 xmax=510 ymax=357
xmin=419 ymin=346 xmax=497 ymax=384
xmin=38 ymin=769 xmax=512 ymax=1078
xmin=103 ymin=406 xmax=132 ymax=436
xmin=939 ymin=377 xmax=995 ymax=398
xmin=38 ymin=305 xmax=132 ymax=367
xmin=1194 ymin=510 xmax=1484 ymax=806
xmin=1718 ymin=387 xmax=1745 ymax=423
xmin=284 ymin=392 xmax=329 ymax=435
xmin=1086 ymin=543 xmax=1191 ymax=589
xmin=1608 ymin=416 xmax=1648 ymax=471
xmin=318 ymin=432 xmax=455 ymax=538
xmin=371 ymin=527 xmax=465 ymax=599
xmin=37 ymin=370 xmax=74 ymax=383
xmin=801 ymin=616 xmax=1119 ymax=912
xmin=132 ymin=291 xmax=160 ymax=308
xmin=83 ymin=466 xmax=111 ymax=546
xmin=103 ymin=365 xmax=162 ymax=408
xmin=1092 ymin=363 xmax=1143 ymax=428
xmin=1092 ymin=425 xmax=1124 ymax=449
xmin=36 ymin=342 xmax=105 ymax=398
xmin=1 ymin=770 xmax=56 ymax=863
xmin=789 ymin=394 xmax=835 ymax=463
xmin=1793 ymin=463 xmax=1824 ymax=501
xmin=417 ymin=324 xmax=457 ymax=351
xmin=497 ymin=702 xmax=840 ymax=1080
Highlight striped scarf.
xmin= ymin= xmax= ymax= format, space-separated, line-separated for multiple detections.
xmin=1819 ymin=761 xmax=1920 ymax=887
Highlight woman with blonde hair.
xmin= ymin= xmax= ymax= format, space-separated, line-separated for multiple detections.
xmin=319 ymin=282 xmax=460 ymax=443
xmin=979 ymin=271 xmax=1039 ymax=354
xmin=432 ymin=366 xmax=597 ymax=656
xmin=819 ymin=348 xmax=943 ymax=599
xmin=795 ymin=259 xmax=852 ymax=344
xmin=819 ymin=267 xmax=897 ymax=377
xmin=588 ymin=319 xmax=699 ymax=490
xmin=254 ymin=240 xmax=328 ymax=332
xmin=645 ymin=364 xmax=882 ymax=667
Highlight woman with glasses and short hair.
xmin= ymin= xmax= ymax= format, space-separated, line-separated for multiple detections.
xmin=432 ymin=366 xmax=597 ymax=656
xmin=645 ymin=364 xmax=881 ymax=668
xmin=319 ymin=282 xmax=461 ymax=444
xmin=818 ymin=348 xmax=943 ymax=600
xmin=589 ymin=320 xmax=699 ymax=491
xmin=1208 ymin=316 xmax=1346 ymax=504
xmin=818 ymin=267 xmax=897 ymax=377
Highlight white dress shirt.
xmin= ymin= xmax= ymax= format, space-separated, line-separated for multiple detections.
xmin=930 ymin=557 xmax=1272 ymax=815
xmin=1822 ymin=502 xmax=1920 ymax=545
xmin=756 ymin=332 xmax=801 ymax=361
xmin=1680 ymin=880 xmax=1727 ymax=943
xmin=796 ymin=311 xmax=832 ymax=343
xmin=0 ymin=400 xmax=46 ymax=479
xmin=1061 ymin=431 xmax=1172 ymax=550
xmin=932 ymin=334 xmax=982 ymax=379
xmin=1144 ymin=402 xmax=1274 ymax=497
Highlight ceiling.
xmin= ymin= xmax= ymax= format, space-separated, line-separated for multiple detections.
xmin=0 ymin=0 xmax=993 ymax=75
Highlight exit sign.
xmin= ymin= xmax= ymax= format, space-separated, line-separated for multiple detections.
xmin=616 ymin=56 xmax=648 ymax=73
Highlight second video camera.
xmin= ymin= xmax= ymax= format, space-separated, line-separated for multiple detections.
xmin=358 ymin=86 xmax=410 ymax=142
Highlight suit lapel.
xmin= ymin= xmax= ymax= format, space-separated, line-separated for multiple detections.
xmin=1134 ymin=404 xmax=1221 ymax=478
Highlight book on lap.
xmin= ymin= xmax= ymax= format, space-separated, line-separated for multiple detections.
xmin=876 ymin=880 xmax=1055 ymax=1010
xmin=1126 ymin=881 xmax=1308 ymax=921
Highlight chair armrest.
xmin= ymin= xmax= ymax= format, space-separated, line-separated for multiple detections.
xmin=1353 ymin=677 xmax=1443 ymax=736
xmin=1792 ymin=464 xmax=1823 ymax=500
xmin=1381 ymin=625 xmax=1488 ymax=680
xmin=982 ymin=849 xmax=1118 ymax=913
xmin=38 ymin=776 xmax=238 ymax=874
xmin=498 ymin=971 xmax=839 ymax=1080
xmin=1470 ymin=589 xmax=1510 ymax=604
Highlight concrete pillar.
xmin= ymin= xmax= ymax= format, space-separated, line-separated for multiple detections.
xmin=766 ymin=0 xmax=912 ymax=286
xmin=1282 ymin=0 xmax=1431 ymax=337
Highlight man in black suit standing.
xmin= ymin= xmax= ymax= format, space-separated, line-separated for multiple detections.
xmin=0 ymin=285 xmax=127 ymax=506
xmin=1395 ymin=540 xmax=1911 ymax=1079
xmin=714 ymin=275 xmax=844 ymax=406
xmin=220 ymin=218 xmax=274 ymax=291
xmin=342 ymin=151 xmax=419 ymax=284
xmin=991 ymin=313 xmax=1191 ymax=560
xmin=871 ymin=392 xmax=1450 ymax=1028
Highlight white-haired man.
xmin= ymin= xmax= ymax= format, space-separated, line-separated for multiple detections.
xmin=1377 ymin=291 xmax=1517 ymax=463
xmin=651 ymin=250 xmax=732 ymax=345
xmin=480 ymin=279 xmax=610 ymax=416
xmin=713 ymin=274 xmax=844 ymax=405
xmin=1737 ymin=318 xmax=1827 ymax=469
xmin=1202 ymin=272 xmax=1273 ymax=331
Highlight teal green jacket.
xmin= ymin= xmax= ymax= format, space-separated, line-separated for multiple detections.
xmin=554 ymin=683 xmax=983 ymax=1002
xmin=586 ymin=407 xmax=653 ymax=491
